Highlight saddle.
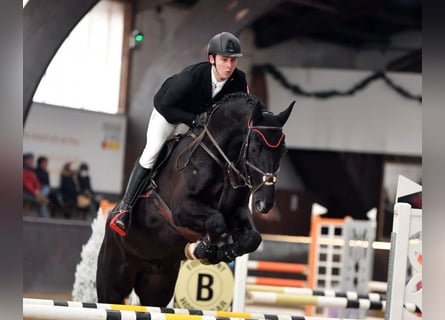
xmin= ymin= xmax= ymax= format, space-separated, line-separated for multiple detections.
xmin=150 ymin=126 xmax=206 ymax=180
xmin=150 ymin=133 xmax=185 ymax=179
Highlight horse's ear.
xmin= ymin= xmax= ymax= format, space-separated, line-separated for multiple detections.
xmin=251 ymin=101 xmax=263 ymax=125
xmin=277 ymin=101 xmax=294 ymax=127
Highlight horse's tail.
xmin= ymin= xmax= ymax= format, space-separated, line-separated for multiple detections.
xmin=71 ymin=200 xmax=112 ymax=302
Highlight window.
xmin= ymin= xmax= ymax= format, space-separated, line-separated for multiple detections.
xmin=30 ymin=0 xmax=126 ymax=114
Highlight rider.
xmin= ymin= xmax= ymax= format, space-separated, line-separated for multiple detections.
xmin=110 ymin=32 xmax=249 ymax=236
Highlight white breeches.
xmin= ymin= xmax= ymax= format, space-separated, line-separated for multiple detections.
xmin=139 ymin=108 xmax=176 ymax=169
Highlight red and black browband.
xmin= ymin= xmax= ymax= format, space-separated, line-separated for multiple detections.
xmin=247 ymin=119 xmax=285 ymax=149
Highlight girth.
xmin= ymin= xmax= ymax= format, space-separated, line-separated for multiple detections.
xmin=140 ymin=183 xmax=202 ymax=243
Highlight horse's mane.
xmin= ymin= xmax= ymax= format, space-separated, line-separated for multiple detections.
xmin=214 ymin=92 xmax=264 ymax=110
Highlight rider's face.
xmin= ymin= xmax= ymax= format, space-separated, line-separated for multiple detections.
xmin=210 ymin=55 xmax=238 ymax=81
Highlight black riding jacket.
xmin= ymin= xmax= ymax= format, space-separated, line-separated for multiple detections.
xmin=154 ymin=62 xmax=248 ymax=127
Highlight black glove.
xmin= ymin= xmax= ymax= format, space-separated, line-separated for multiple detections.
xmin=191 ymin=113 xmax=207 ymax=128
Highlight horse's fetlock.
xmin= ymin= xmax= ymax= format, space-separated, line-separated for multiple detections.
xmin=193 ymin=240 xmax=217 ymax=260
xmin=217 ymin=244 xmax=238 ymax=262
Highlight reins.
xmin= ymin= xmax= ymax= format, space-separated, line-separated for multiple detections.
xmin=180 ymin=104 xmax=285 ymax=193
xmin=148 ymin=100 xmax=285 ymax=241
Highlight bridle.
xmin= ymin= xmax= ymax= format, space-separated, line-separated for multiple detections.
xmin=241 ymin=119 xmax=284 ymax=194
xmin=187 ymin=105 xmax=285 ymax=193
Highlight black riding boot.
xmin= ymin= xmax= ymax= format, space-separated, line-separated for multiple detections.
xmin=109 ymin=161 xmax=151 ymax=236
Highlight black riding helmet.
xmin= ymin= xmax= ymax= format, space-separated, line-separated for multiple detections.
xmin=207 ymin=32 xmax=243 ymax=57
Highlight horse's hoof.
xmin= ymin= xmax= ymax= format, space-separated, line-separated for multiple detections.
xmin=184 ymin=242 xmax=198 ymax=260
xmin=184 ymin=243 xmax=212 ymax=265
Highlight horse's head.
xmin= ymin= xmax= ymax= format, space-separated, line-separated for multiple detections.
xmin=244 ymin=100 xmax=294 ymax=214
xmin=201 ymin=93 xmax=293 ymax=213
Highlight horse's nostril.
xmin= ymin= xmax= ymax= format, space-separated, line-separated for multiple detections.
xmin=254 ymin=197 xmax=275 ymax=214
xmin=255 ymin=200 xmax=266 ymax=213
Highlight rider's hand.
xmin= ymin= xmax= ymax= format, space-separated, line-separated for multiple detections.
xmin=192 ymin=113 xmax=207 ymax=128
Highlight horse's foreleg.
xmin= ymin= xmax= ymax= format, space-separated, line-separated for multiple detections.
xmin=191 ymin=234 xmax=217 ymax=262
xmin=204 ymin=212 xmax=227 ymax=241
xmin=192 ymin=213 xmax=227 ymax=263
xmin=215 ymin=229 xmax=262 ymax=262
xmin=213 ymin=205 xmax=262 ymax=263
xmin=175 ymin=197 xmax=228 ymax=263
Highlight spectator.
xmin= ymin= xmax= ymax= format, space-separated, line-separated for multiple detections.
xmin=35 ymin=155 xmax=67 ymax=217
xmin=59 ymin=162 xmax=79 ymax=218
xmin=77 ymin=162 xmax=98 ymax=217
xmin=23 ymin=152 xmax=49 ymax=217
xmin=34 ymin=156 xmax=51 ymax=198
xmin=77 ymin=163 xmax=93 ymax=196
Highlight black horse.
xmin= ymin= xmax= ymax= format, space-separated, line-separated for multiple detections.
xmin=97 ymin=92 xmax=294 ymax=306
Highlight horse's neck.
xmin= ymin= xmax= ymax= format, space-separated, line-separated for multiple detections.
xmin=212 ymin=105 xmax=249 ymax=138
xmin=207 ymin=118 xmax=246 ymax=158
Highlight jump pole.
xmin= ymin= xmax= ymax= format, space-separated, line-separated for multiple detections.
xmin=247 ymin=276 xmax=306 ymax=288
xmin=23 ymin=298 xmax=361 ymax=320
xmin=247 ymin=291 xmax=385 ymax=311
xmin=247 ymin=260 xmax=307 ymax=274
xmin=23 ymin=303 xmax=253 ymax=320
xmin=24 ymin=297 xmax=259 ymax=318
xmin=245 ymin=285 xmax=384 ymax=302
xmin=247 ymin=291 xmax=420 ymax=314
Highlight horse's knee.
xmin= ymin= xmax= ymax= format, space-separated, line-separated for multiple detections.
xmin=205 ymin=214 xmax=226 ymax=240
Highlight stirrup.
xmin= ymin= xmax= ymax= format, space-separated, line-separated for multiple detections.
xmin=109 ymin=210 xmax=128 ymax=236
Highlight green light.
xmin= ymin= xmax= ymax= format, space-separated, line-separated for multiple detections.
xmin=135 ymin=33 xmax=144 ymax=42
